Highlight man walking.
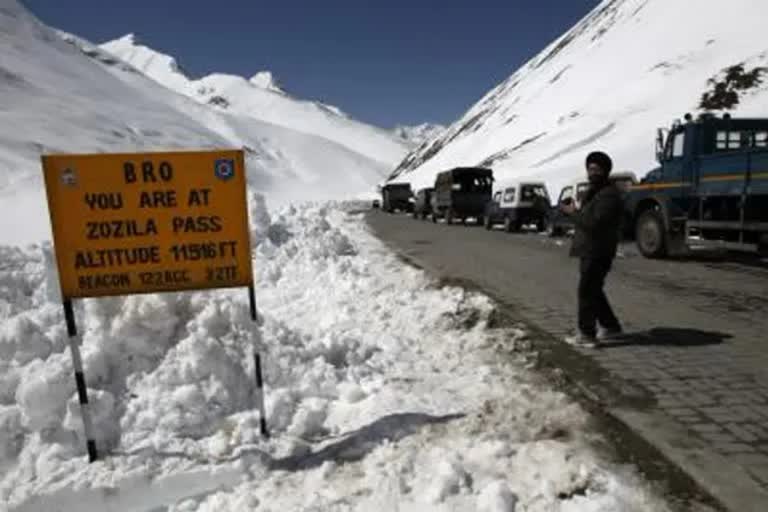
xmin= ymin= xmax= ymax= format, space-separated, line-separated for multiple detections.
xmin=560 ymin=151 xmax=624 ymax=348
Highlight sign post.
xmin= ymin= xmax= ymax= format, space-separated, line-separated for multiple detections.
xmin=247 ymin=283 xmax=269 ymax=438
xmin=63 ymin=298 xmax=98 ymax=462
xmin=42 ymin=149 xmax=267 ymax=461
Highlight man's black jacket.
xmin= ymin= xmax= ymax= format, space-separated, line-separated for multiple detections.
xmin=569 ymin=182 xmax=624 ymax=258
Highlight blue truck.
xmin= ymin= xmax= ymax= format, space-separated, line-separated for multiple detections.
xmin=626 ymin=113 xmax=768 ymax=258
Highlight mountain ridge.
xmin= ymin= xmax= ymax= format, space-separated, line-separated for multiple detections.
xmin=390 ymin=0 xmax=768 ymax=196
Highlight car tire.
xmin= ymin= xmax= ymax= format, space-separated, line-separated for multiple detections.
xmin=636 ymin=209 xmax=668 ymax=258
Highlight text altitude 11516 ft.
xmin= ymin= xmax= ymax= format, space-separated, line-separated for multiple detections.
xmin=41 ymin=149 xmax=268 ymax=462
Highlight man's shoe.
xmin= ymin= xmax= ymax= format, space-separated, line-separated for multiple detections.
xmin=597 ymin=327 xmax=625 ymax=341
xmin=564 ymin=332 xmax=599 ymax=348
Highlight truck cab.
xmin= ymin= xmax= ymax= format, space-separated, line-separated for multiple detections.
xmin=627 ymin=114 xmax=768 ymax=257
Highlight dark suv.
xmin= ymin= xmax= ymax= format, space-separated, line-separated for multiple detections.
xmin=381 ymin=183 xmax=413 ymax=213
xmin=431 ymin=167 xmax=494 ymax=225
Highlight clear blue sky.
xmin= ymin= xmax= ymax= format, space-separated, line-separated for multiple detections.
xmin=24 ymin=0 xmax=599 ymax=129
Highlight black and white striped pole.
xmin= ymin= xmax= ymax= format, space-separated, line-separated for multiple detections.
xmin=248 ymin=284 xmax=269 ymax=438
xmin=63 ymin=299 xmax=99 ymax=462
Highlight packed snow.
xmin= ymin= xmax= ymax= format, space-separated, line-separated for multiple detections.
xmin=0 ymin=0 xmax=406 ymax=245
xmin=391 ymin=0 xmax=768 ymax=197
xmin=0 ymin=200 xmax=670 ymax=512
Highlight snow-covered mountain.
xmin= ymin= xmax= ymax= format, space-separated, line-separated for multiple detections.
xmin=390 ymin=0 xmax=768 ymax=196
xmin=100 ymin=34 xmax=408 ymax=167
xmin=248 ymin=70 xmax=285 ymax=94
xmin=392 ymin=123 xmax=446 ymax=147
xmin=0 ymin=0 xmax=409 ymax=244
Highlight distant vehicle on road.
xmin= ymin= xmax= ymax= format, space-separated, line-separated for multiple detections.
xmin=412 ymin=187 xmax=434 ymax=219
xmin=431 ymin=167 xmax=494 ymax=225
xmin=381 ymin=183 xmax=413 ymax=213
xmin=484 ymin=180 xmax=550 ymax=232
xmin=625 ymin=113 xmax=768 ymax=257
xmin=372 ymin=199 xmax=380 ymax=209
xmin=548 ymin=172 xmax=637 ymax=238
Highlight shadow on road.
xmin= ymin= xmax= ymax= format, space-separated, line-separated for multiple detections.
xmin=601 ymin=327 xmax=732 ymax=348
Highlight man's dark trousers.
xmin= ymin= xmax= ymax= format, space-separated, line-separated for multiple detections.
xmin=578 ymin=256 xmax=621 ymax=337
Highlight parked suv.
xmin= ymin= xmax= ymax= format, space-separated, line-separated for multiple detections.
xmin=431 ymin=167 xmax=494 ymax=225
xmin=484 ymin=180 xmax=551 ymax=232
xmin=412 ymin=187 xmax=434 ymax=219
xmin=381 ymin=183 xmax=413 ymax=213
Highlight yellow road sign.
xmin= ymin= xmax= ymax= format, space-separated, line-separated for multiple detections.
xmin=42 ymin=149 xmax=253 ymax=299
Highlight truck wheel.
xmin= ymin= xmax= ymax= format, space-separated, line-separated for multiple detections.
xmin=636 ymin=210 xmax=668 ymax=258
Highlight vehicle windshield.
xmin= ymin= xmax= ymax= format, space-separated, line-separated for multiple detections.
xmin=456 ymin=175 xmax=493 ymax=192
xmin=520 ymin=184 xmax=548 ymax=201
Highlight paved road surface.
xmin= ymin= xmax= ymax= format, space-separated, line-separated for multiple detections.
xmin=367 ymin=210 xmax=768 ymax=511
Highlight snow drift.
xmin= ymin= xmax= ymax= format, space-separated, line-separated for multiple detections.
xmin=390 ymin=0 xmax=768 ymax=197
xmin=0 ymin=200 xmax=670 ymax=512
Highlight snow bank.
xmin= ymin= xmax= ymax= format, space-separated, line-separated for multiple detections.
xmin=0 ymin=199 xmax=668 ymax=511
